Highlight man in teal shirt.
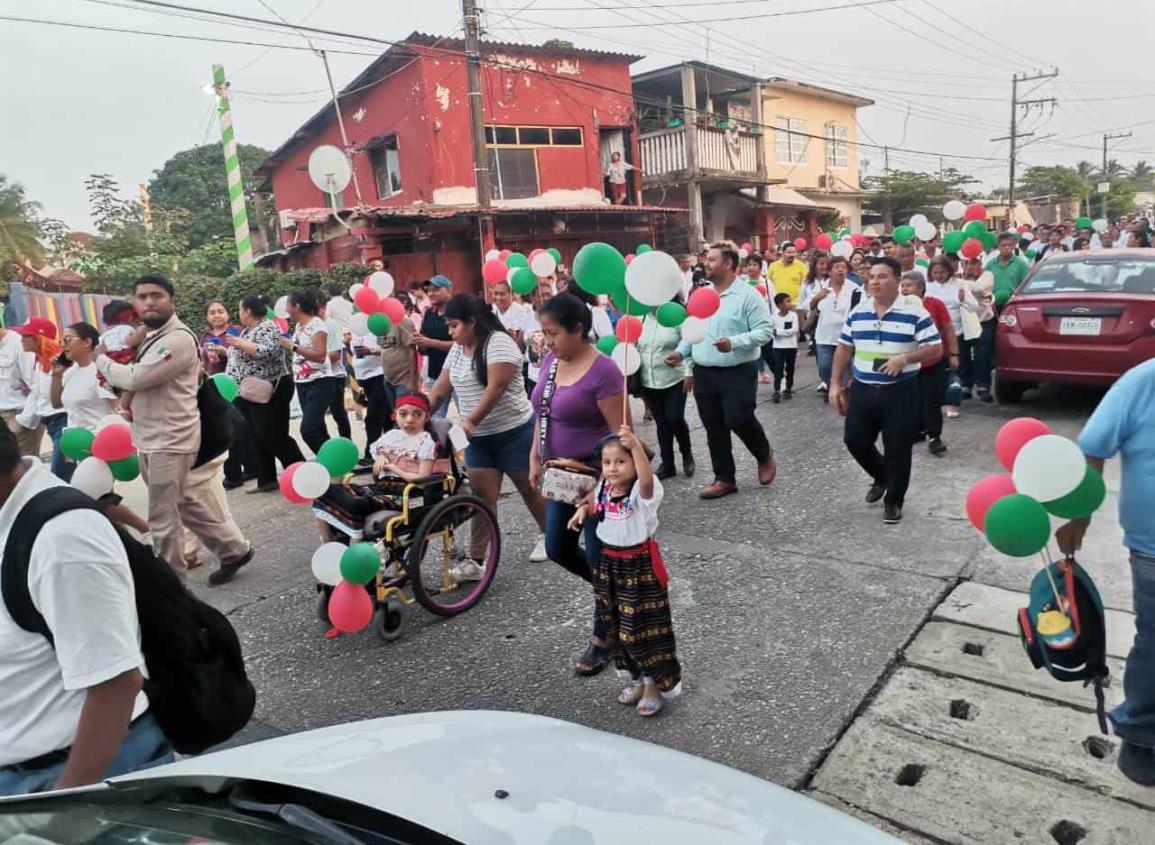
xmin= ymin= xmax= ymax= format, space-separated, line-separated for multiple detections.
xmin=1057 ymin=358 xmax=1155 ymax=786
xmin=985 ymin=233 xmax=1031 ymax=300
xmin=668 ymin=242 xmax=774 ymax=499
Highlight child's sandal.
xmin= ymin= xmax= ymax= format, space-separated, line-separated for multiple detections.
xmin=618 ymin=682 xmax=644 ymax=705
xmin=637 ymin=694 xmax=663 ymax=717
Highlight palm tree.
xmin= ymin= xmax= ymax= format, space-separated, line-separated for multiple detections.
xmin=1075 ymin=161 xmax=1097 ymax=181
xmin=0 ymin=176 xmax=44 ymax=265
xmin=1130 ymin=160 xmax=1154 ymax=189
xmin=1102 ymin=159 xmax=1126 ymax=180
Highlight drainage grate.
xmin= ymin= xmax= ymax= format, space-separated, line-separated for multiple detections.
xmin=949 ymin=699 xmax=977 ymax=720
xmin=894 ymin=763 xmax=925 ymax=787
xmin=1082 ymin=736 xmax=1113 ymax=760
xmin=1049 ymin=820 xmax=1088 ymax=845
xmin=962 ymin=642 xmax=986 ymax=657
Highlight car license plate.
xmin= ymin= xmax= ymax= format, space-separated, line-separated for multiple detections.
xmin=1059 ymin=317 xmax=1101 ymax=336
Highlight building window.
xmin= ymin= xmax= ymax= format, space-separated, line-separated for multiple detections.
xmin=488 ymin=148 xmax=538 ymax=199
xmin=825 ymin=123 xmax=848 ymax=169
xmin=368 ymin=135 xmax=401 ymax=198
xmin=774 ymin=116 xmax=807 ymax=164
xmin=484 ymin=125 xmax=584 ymax=147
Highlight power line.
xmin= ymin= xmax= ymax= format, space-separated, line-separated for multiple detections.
xmin=507 ymin=0 xmax=905 ymax=26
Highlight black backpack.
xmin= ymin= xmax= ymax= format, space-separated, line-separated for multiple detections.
xmin=1 ymin=487 xmax=256 ymax=755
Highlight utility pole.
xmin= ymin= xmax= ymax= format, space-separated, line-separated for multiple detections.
xmin=318 ymin=50 xmax=364 ymax=209
xmin=1102 ymin=131 xmax=1132 ymax=218
xmin=463 ymin=0 xmax=493 ymax=220
xmin=991 ymin=69 xmax=1058 ymax=208
xmin=212 ymin=64 xmax=254 ymax=271
xmin=883 ymin=146 xmax=889 ymax=176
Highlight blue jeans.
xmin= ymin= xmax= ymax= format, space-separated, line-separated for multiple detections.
xmin=1113 ymin=550 xmax=1155 ymax=747
xmin=45 ymin=413 xmax=71 ymax=482
xmin=0 ymin=712 xmax=172 ymax=797
xmin=544 ymin=499 xmax=608 ymax=641
xmin=816 ymin=344 xmax=837 ymax=388
xmin=959 ymin=320 xmax=995 ymax=391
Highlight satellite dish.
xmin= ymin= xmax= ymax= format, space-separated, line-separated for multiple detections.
xmin=307 ymin=145 xmax=352 ymax=198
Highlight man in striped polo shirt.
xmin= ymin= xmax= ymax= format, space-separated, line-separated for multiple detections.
xmin=828 ymin=257 xmax=942 ymax=524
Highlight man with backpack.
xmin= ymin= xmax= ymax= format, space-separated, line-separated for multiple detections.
xmin=95 ymin=274 xmax=253 ymax=584
xmin=0 ymin=425 xmax=171 ymax=795
xmin=1057 ymin=357 xmax=1155 ymax=787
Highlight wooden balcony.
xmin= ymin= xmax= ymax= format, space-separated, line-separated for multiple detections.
xmin=639 ymin=126 xmax=761 ymax=183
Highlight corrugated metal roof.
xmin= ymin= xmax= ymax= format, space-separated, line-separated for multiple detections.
xmin=406 ymin=32 xmax=642 ymax=64
xmin=284 ymin=203 xmax=686 ymax=224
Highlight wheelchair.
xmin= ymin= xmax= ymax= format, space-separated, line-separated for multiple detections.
xmin=311 ymin=420 xmax=501 ymax=642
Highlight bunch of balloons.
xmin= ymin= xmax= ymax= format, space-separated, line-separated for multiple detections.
xmin=572 ymin=242 xmax=720 ymax=378
xmin=965 ymin=417 xmax=1105 ymax=558
xmin=483 ymin=246 xmax=562 ymax=295
xmin=348 ymin=272 xmax=403 ymax=337
xmin=279 ymin=435 xmax=360 ymax=504
xmin=311 ymin=540 xmax=381 ymax=633
xmin=62 ymin=416 xmax=142 ymax=498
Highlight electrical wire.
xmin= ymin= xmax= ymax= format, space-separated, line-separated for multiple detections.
xmin=501 ymin=0 xmax=907 ymax=27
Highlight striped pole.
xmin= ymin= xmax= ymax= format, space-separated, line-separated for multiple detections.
xmin=212 ymin=64 xmax=253 ymax=271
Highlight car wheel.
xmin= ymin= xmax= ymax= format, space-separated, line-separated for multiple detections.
xmin=993 ymin=373 xmax=1027 ymax=404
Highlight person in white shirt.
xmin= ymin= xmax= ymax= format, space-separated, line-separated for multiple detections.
xmin=0 ymin=325 xmax=35 ymax=457
xmin=769 ymin=293 xmax=799 ymax=402
xmin=896 ymin=243 xmax=927 ymax=282
xmin=12 ymin=319 xmax=67 ymax=478
xmin=0 ymin=428 xmax=172 ymax=796
xmin=808 ymin=255 xmax=861 ymax=393
xmin=324 ymin=282 xmax=354 ymax=331
xmin=490 ymin=280 xmax=528 ymax=350
xmin=49 ymin=323 xmax=115 ymax=479
xmin=925 ymin=256 xmax=980 ymax=336
xmin=603 ymin=151 xmax=636 ymax=205
xmin=678 ymin=254 xmax=697 ymax=303
xmin=350 ymin=329 xmax=388 ymax=468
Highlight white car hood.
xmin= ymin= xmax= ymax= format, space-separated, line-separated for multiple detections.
xmin=114 ymin=710 xmax=899 ymax=845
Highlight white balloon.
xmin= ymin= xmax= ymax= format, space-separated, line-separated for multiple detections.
xmin=830 ymin=240 xmax=854 ymax=259
xmin=909 ymin=213 xmax=929 ymax=228
xmin=96 ymin=414 xmax=126 ymax=431
xmin=1092 ymin=218 xmax=1109 ymax=233
xmin=349 ymin=283 xmax=364 ymax=299
xmin=311 ymin=542 xmax=346 ymax=586
xmin=738 ymin=248 xmax=749 ymax=260
xmin=611 ymin=342 xmax=641 ymax=376
xmin=624 ymin=250 xmax=683 ymax=307
xmin=368 ymin=270 xmax=394 ymax=297
xmin=72 ymin=457 xmax=115 ymax=498
xmin=484 ymin=248 xmax=501 ymax=262
xmin=274 ymin=295 xmax=290 ymax=319
xmin=1021 ymin=231 xmax=1035 ymax=242
xmin=530 ymin=251 xmax=557 ymax=277
xmin=943 ymin=200 xmax=967 ymax=221
xmin=349 ymin=312 xmax=370 ymax=336
xmin=681 ymin=315 xmax=707 ymax=344
xmin=506 ymin=267 xmax=519 ymax=285
xmin=915 ymin=222 xmax=938 ymax=242
xmin=292 ymin=460 xmax=332 ymax=499
xmin=1012 ymin=434 xmax=1086 ymax=502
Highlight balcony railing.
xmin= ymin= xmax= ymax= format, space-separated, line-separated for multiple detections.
xmin=639 ymin=126 xmax=760 ymax=180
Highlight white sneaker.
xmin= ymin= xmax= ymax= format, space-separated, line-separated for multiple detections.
xmin=449 ymin=559 xmax=484 ymax=582
xmin=529 ymin=535 xmax=549 ymax=562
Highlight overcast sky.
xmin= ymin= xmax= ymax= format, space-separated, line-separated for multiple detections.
xmin=2 ymin=0 xmax=1151 ymax=229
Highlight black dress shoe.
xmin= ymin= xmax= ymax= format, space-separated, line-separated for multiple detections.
xmin=928 ymin=437 xmax=948 ymax=456
xmin=865 ymin=483 xmax=885 ymax=504
xmin=655 ymin=464 xmax=677 ymax=481
xmin=682 ymin=456 xmax=696 ymax=478
xmin=883 ymin=503 xmax=903 ymax=524
xmin=222 ymin=478 xmax=244 ymax=491
xmin=209 ymin=545 xmax=255 ymax=586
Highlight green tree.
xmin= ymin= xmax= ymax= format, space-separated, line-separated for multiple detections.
xmin=148 ymin=143 xmax=271 ymax=251
xmin=1105 ymin=179 xmax=1136 ymax=220
xmin=1017 ymin=165 xmax=1090 ymax=200
xmin=1129 ymin=160 xmax=1154 ymax=190
xmin=0 ymin=175 xmax=45 ymax=266
xmin=864 ymin=168 xmax=977 ymax=227
xmin=1074 ymin=160 xmax=1097 ymax=181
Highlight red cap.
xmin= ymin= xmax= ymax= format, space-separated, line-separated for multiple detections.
xmin=12 ymin=318 xmax=58 ymax=340
xmin=394 ymin=394 xmax=430 ymax=415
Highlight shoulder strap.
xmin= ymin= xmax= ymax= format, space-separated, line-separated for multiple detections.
xmin=536 ymin=358 xmax=561 ymax=461
xmin=2 ymin=487 xmax=104 ymax=645
xmin=850 ymin=287 xmax=863 ymax=309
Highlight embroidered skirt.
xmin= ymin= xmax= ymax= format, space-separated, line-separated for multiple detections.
xmin=594 ymin=539 xmax=681 ymax=691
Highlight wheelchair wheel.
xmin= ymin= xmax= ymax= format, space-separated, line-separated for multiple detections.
xmin=371 ymin=597 xmax=404 ymax=642
xmin=407 ymin=494 xmax=500 ymax=617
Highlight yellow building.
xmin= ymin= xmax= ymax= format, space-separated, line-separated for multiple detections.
xmin=761 ymin=79 xmax=874 ymax=232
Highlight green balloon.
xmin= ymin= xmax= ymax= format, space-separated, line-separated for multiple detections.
xmin=510 ymin=266 xmax=537 ymax=296
xmin=893 ymin=225 xmax=916 ymax=245
xmin=656 ymin=301 xmax=687 ymax=328
xmin=547 ymin=247 xmax=562 ymax=263
xmin=366 ymin=312 xmax=393 ymax=336
xmin=1044 ymin=466 xmax=1106 ymax=519
xmin=573 ymin=242 xmax=626 ymax=295
xmin=636 ymin=244 xmax=653 ymax=255
xmin=964 ymin=220 xmax=987 ymax=238
xmin=506 ymin=252 xmax=528 ymax=268
xmin=915 ymin=258 xmax=929 ymax=268
xmin=942 ymin=231 xmax=967 ymax=253
xmin=108 ymin=453 xmax=140 ymax=482
xmin=340 ymin=542 xmax=380 ymax=585
xmin=1075 ymin=216 xmax=1093 ymax=231
xmin=60 ymin=427 xmax=94 ymax=461
xmin=317 ymin=436 xmax=359 ymax=476
xmin=609 ymin=284 xmax=650 ymax=316
xmin=980 ymin=229 xmax=998 ymax=251
xmin=984 ymin=493 xmax=1051 ymax=557
xmin=994 ymin=289 xmax=1012 ymax=306
xmin=595 ymin=334 xmax=619 ymax=355
xmin=211 ymin=372 xmax=239 ymax=402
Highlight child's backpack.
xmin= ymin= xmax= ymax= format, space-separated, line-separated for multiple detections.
xmin=1016 ymin=555 xmax=1110 ymax=733
xmin=2 ymin=486 xmax=256 ymax=754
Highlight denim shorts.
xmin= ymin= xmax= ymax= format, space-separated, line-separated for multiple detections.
xmin=465 ymin=416 xmax=534 ymax=475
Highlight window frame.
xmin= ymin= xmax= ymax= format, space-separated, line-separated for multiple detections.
xmin=488 ymin=147 xmax=540 ymax=200
xmin=825 ymin=122 xmax=848 ymax=169
xmin=367 ymin=134 xmax=402 ymax=199
xmin=483 ymin=125 xmax=584 ymax=148
xmin=774 ymin=116 xmax=807 ymax=165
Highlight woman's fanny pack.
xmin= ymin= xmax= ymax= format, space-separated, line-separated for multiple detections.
xmin=540 ymin=459 xmax=599 ymax=506
xmin=238 ymin=376 xmax=275 ymax=404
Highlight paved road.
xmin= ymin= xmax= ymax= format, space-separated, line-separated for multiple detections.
xmin=178 ymin=353 xmax=1118 ymax=794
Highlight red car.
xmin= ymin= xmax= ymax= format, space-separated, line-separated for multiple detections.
xmin=994 ymin=249 xmax=1155 ymax=402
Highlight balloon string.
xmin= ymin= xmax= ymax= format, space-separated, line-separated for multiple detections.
xmin=623 ymin=290 xmax=630 ymax=426
xmin=1039 ymin=548 xmax=1066 ymax=612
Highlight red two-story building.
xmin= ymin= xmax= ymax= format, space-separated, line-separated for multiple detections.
xmin=256 ymin=33 xmax=684 ymax=290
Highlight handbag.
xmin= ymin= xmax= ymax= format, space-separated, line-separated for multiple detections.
xmin=537 ymin=358 xmax=599 ymax=506
xmin=238 ymin=376 xmax=275 ymax=404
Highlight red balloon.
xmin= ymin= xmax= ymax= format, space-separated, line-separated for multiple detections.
xmin=498 ymin=249 xmax=512 ymax=261
xmin=328 ymin=580 xmax=373 ymax=633
xmin=624 ymin=253 xmax=636 ymax=266
xmin=615 ymin=315 xmax=643 ymax=343
xmin=755 ymin=284 xmax=768 ymax=297
xmin=353 ymin=287 xmax=381 ymax=314
xmin=793 ymin=237 xmax=807 ymax=250
xmin=741 ymin=242 xmax=752 ymax=252
xmin=815 ymin=233 xmax=834 ymax=250
xmin=964 ymin=203 xmax=987 ymax=222
xmin=380 ymin=298 xmax=406 ymax=324
xmin=960 ymin=238 xmax=984 ymax=260
xmin=965 ymin=474 xmax=1018 ymax=531
xmin=996 ymin=417 xmax=1051 ymax=472
xmin=275 ymin=317 xmax=289 ymax=333
xmin=91 ymin=423 xmax=134 ymax=462
xmin=279 ymin=462 xmax=311 ymax=504
xmin=483 ymin=258 xmax=509 ymax=285
xmin=1017 ymin=224 xmax=1031 ymax=233
xmin=687 ymin=286 xmax=721 ymax=319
